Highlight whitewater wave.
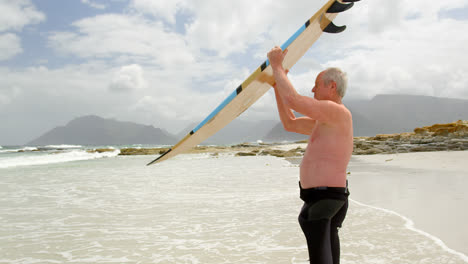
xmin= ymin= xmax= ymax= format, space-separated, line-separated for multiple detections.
xmin=0 ymin=149 xmax=120 ymax=169
xmin=351 ymin=199 xmax=468 ymax=263
xmin=0 ymin=147 xmax=39 ymax=153
xmin=43 ymin=144 xmax=83 ymax=149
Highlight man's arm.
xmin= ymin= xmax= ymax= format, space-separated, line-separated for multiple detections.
xmin=268 ymin=47 xmax=343 ymax=124
xmin=273 ymin=85 xmax=316 ymax=135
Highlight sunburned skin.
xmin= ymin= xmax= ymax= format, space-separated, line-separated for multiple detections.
xmin=300 ymin=109 xmax=353 ymax=188
xmin=268 ymin=46 xmax=353 ymax=189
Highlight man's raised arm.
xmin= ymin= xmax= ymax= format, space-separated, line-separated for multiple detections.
xmin=268 ymin=47 xmax=345 ymax=125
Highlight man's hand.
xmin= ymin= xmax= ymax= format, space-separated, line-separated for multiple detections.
xmin=267 ymin=46 xmax=288 ymax=71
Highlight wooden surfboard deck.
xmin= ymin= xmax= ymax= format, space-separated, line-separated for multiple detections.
xmin=148 ymin=0 xmax=360 ymax=165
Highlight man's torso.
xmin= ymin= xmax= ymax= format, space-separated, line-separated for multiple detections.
xmin=300 ymin=106 xmax=353 ymax=188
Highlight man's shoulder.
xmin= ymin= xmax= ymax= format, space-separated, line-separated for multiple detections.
xmin=322 ymin=100 xmax=351 ymax=115
xmin=317 ymin=100 xmax=352 ymax=126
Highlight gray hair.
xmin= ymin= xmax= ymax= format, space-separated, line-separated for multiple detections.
xmin=322 ymin=67 xmax=348 ymax=98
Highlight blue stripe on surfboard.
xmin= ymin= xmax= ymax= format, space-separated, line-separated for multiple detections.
xmin=281 ymin=23 xmax=306 ymax=51
xmin=192 ymin=88 xmax=239 ymax=133
xmin=264 ymin=22 xmax=308 ymax=68
xmin=192 ymin=21 xmax=308 ymax=135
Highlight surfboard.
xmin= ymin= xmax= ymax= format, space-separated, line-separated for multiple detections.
xmin=148 ymin=0 xmax=360 ymax=166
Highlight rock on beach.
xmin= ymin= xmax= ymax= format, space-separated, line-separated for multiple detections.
xmin=86 ymin=120 xmax=468 ymax=158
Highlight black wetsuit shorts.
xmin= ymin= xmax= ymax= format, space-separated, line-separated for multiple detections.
xmin=298 ymin=182 xmax=349 ymax=264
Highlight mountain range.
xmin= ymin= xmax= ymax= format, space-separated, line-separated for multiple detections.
xmin=28 ymin=115 xmax=176 ymax=146
xmin=28 ymin=94 xmax=468 ymax=146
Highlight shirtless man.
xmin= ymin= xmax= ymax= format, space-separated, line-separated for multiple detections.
xmin=268 ymin=46 xmax=353 ymax=264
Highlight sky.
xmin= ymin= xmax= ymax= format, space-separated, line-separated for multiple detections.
xmin=1 ymin=0 xmax=468 ymax=145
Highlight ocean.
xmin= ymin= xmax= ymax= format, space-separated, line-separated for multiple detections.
xmin=0 ymin=145 xmax=467 ymax=263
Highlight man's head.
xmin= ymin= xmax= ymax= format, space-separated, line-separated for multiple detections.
xmin=312 ymin=67 xmax=348 ymax=101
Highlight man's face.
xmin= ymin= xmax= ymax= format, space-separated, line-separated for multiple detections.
xmin=312 ymin=72 xmax=328 ymax=100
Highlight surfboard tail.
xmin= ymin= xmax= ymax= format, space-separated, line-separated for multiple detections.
xmin=327 ymin=1 xmax=355 ymax=13
xmin=321 ymin=0 xmax=359 ymax=33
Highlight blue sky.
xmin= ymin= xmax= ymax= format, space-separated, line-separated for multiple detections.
xmin=1 ymin=0 xmax=468 ymax=145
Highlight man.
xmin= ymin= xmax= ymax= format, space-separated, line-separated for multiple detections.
xmin=267 ymin=46 xmax=353 ymax=264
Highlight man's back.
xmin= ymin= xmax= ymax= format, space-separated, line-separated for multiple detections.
xmin=300 ymin=103 xmax=353 ymax=188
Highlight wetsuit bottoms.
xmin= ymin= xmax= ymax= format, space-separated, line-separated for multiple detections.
xmin=298 ymin=182 xmax=349 ymax=264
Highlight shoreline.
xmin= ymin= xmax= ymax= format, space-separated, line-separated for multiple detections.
xmin=4 ymin=121 xmax=466 ymax=159
xmin=88 ymin=120 xmax=468 ymax=157
xmin=2 ymin=148 xmax=467 ymax=262
xmin=347 ymin=151 xmax=468 ymax=257
xmin=284 ymin=150 xmax=468 ymax=259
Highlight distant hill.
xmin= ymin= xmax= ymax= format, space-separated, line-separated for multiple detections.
xmin=264 ymin=94 xmax=468 ymax=141
xmin=347 ymin=94 xmax=468 ymax=135
xmin=175 ymin=119 xmax=278 ymax=145
xmin=27 ymin=95 xmax=468 ymax=146
xmin=205 ymin=119 xmax=277 ymax=145
xmin=28 ymin=115 xmax=177 ymax=146
xmin=263 ymin=122 xmax=308 ymax=142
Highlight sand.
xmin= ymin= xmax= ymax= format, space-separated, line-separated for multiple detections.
xmin=347 ymin=151 xmax=468 ymax=256
xmin=2 ymin=149 xmax=467 ymax=262
xmin=286 ymin=151 xmax=468 ymax=256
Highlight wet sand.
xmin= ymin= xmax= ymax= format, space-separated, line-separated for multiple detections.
xmin=348 ymin=151 xmax=468 ymax=256
xmin=1 ymin=150 xmax=467 ymax=263
xmin=288 ymin=150 xmax=468 ymax=258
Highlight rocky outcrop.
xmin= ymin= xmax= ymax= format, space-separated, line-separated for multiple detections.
xmin=86 ymin=120 xmax=467 ymax=157
xmin=235 ymin=147 xmax=305 ymax=157
xmin=119 ymin=148 xmax=169 ymax=155
xmin=353 ymin=120 xmax=468 ymax=155
xmin=86 ymin=148 xmax=116 ymax=153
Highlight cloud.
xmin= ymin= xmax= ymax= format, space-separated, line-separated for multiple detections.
xmin=109 ymin=64 xmax=147 ymax=92
xmin=130 ymin=0 xmax=189 ymax=24
xmin=3 ymin=0 xmax=468 ymax=144
xmin=48 ymin=14 xmax=194 ymax=68
xmin=131 ymin=95 xmax=178 ymax=120
xmin=184 ymin=0 xmax=326 ymax=58
xmin=0 ymin=63 xmax=122 ymax=143
xmin=0 ymin=0 xmax=44 ymax=61
xmin=320 ymin=0 xmax=468 ymax=100
xmin=81 ymin=0 xmax=106 ymax=10
xmin=0 ymin=33 xmax=22 ymax=61
xmin=0 ymin=0 xmax=45 ymax=32
xmin=0 ymin=85 xmax=21 ymax=106
xmin=36 ymin=0 xmax=468 ymax=123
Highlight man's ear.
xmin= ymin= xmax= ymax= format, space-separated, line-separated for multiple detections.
xmin=329 ymin=81 xmax=337 ymax=95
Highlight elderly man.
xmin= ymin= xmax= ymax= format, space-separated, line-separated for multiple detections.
xmin=268 ymin=46 xmax=353 ymax=264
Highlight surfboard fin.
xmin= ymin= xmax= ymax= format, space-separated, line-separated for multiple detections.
xmin=321 ymin=0 xmax=359 ymax=33
xmin=323 ymin=22 xmax=347 ymax=33
xmin=326 ymin=1 xmax=355 ymax=13
xmin=320 ymin=14 xmax=347 ymax=33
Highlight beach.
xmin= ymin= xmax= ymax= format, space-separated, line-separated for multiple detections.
xmin=348 ymin=151 xmax=468 ymax=257
xmin=0 ymin=147 xmax=467 ymax=263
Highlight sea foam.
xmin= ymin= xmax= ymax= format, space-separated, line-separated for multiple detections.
xmin=351 ymin=199 xmax=468 ymax=263
xmin=0 ymin=149 xmax=120 ymax=168
xmin=43 ymin=144 xmax=83 ymax=149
